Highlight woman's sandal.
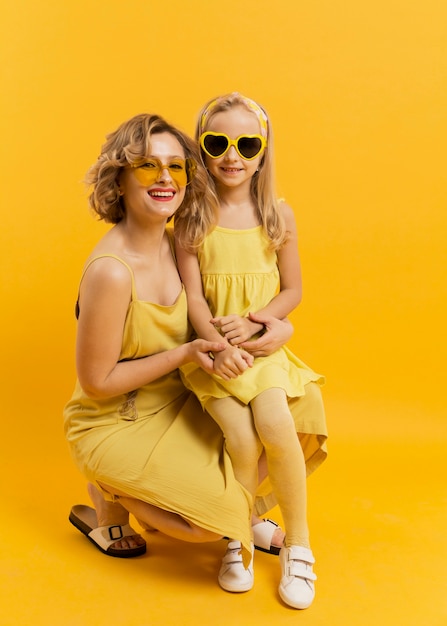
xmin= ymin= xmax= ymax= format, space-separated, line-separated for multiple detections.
xmin=252 ymin=518 xmax=283 ymax=555
xmin=69 ymin=504 xmax=146 ymax=558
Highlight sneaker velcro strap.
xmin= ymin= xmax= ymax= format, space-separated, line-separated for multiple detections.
xmin=287 ymin=562 xmax=317 ymax=581
xmin=287 ymin=546 xmax=315 ymax=563
xmin=221 ymin=541 xmax=244 ymax=565
xmin=221 ymin=551 xmax=243 ymax=565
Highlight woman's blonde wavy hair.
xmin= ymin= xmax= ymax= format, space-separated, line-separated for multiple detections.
xmin=174 ymin=92 xmax=288 ymax=252
xmin=85 ymin=113 xmax=216 ymax=227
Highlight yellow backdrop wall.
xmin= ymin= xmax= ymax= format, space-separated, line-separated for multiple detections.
xmin=1 ymin=2 xmax=446 ymax=625
xmin=1 ymin=0 xmax=445 ymax=447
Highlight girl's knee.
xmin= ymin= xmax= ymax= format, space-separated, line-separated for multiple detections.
xmin=225 ymin=427 xmax=261 ymax=455
xmin=255 ymin=412 xmax=295 ymax=442
xmin=226 ymin=437 xmax=260 ymax=466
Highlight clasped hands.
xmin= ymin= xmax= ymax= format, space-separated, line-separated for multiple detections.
xmin=209 ymin=312 xmax=293 ymax=381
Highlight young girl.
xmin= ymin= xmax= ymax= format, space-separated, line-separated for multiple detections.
xmin=174 ymin=93 xmax=328 ymax=609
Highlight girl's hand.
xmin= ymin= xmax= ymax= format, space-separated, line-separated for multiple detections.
xmin=187 ymin=339 xmax=227 ymax=375
xmin=239 ymin=313 xmax=294 ymax=357
xmin=212 ymin=344 xmax=254 ymax=380
xmin=211 ymin=315 xmax=264 ymax=345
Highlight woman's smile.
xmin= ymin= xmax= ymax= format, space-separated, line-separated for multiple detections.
xmin=148 ymin=187 xmax=176 ymax=201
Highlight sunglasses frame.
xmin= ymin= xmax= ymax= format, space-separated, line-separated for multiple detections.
xmin=130 ymin=157 xmax=196 ymax=188
xmin=200 ymin=132 xmax=267 ymax=161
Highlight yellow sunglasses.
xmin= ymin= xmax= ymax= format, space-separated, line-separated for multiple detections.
xmin=131 ymin=157 xmax=196 ymax=188
xmin=200 ymin=132 xmax=267 ymax=161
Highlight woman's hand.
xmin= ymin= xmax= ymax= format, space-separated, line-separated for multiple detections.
xmin=211 ymin=315 xmax=264 ymax=345
xmin=239 ymin=313 xmax=294 ymax=357
xmin=187 ymin=339 xmax=227 ymax=375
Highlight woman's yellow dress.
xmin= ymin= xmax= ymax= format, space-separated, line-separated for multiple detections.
xmin=64 ymin=253 xmax=252 ymax=563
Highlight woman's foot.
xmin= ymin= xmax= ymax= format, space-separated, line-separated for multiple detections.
xmin=87 ymin=483 xmax=146 ymax=551
xmin=252 ymin=515 xmax=285 ymax=554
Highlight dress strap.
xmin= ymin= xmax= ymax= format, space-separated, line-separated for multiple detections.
xmin=75 ymin=254 xmax=137 ymax=319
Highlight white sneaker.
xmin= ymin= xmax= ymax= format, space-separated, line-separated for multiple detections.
xmin=279 ymin=545 xmax=317 ymax=609
xmin=218 ymin=540 xmax=254 ymax=593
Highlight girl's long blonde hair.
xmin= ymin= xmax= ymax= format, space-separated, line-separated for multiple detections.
xmin=174 ymin=92 xmax=288 ymax=252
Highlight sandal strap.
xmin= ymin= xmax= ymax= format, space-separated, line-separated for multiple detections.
xmin=252 ymin=518 xmax=281 ymax=550
xmin=264 ymin=518 xmax=279 ymax=527
xmin=89 ymin=523 xmax=138 ymax=551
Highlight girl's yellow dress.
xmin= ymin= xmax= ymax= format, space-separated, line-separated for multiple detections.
xmin=64 ymin=252 xmax=252 ymax=563
xmin=180 ymin=226 xmax=328 ymax=512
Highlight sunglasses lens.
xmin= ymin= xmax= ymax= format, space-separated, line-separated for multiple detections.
xmin=238 ymin=136 xmax=263 ymax=159
xmin=203 ymin=134 xmax=229 ymax=157
xmin=132 ymin=162 xmax=158 ymax=186
xmin=167 ymin=160 xmax=188 ymax=187
xmin=201 ymin=133 xmax=265 ymax=160
xmin=133 ymin=159 xmax=189 ymax=187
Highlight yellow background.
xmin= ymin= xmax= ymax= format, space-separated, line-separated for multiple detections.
xmin=1 ymin=1 xmax=446 ymax=625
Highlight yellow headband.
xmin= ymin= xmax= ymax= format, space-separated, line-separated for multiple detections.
xmin=200 ymin=93 xmax=268 ymax=136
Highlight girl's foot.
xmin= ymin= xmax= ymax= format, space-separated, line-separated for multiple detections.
xmin=278 ymin=545 xmax=316 ymax=609
xmin=218 ymin=540 xmax=254 ymax=593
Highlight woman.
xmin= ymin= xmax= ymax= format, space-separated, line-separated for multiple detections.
xmin=63 ymin=113 xmax=291 ymax=572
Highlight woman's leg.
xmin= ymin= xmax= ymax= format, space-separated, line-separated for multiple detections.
xmin=251 ymin=388 xmax=309 ymax=548
xmin=87 ymin=482 xmax=146 ymax=550
xmin=98 ymin=482 xmax=222 ymax=543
